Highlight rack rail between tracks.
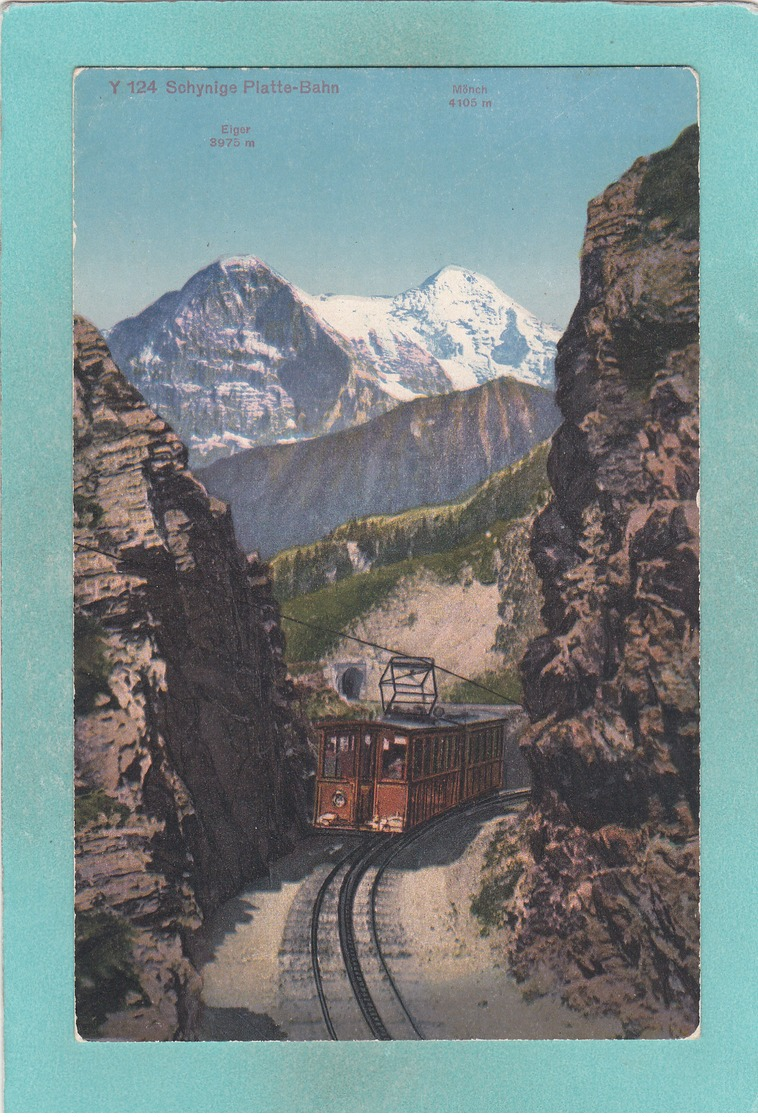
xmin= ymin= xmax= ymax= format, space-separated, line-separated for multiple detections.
xmin=310 ymin=787 xmax=529 ymax=1040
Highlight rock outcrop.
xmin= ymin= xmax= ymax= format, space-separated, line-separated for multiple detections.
xmin=74 ymin=317 xmax=308 ymax=1039
xmin=512 ymin=125 xmax=700 ymax=1036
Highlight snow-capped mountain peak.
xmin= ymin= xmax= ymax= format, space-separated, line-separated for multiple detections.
xmin=298 ymin=265 xmax=559 ymax=393
xmin=418 ymin=263 xmax=493 ymax=291
xmin=106 ymin=257 xmax=559 ymax=467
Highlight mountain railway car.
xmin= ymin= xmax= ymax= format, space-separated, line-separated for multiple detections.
xmin=313 ymin=711 xmax=509 ymax=833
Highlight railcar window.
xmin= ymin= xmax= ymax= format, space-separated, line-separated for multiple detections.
xmin=340 ymin=735 xmax=355 ymax=778
xmin=381 ymin=737 xmax=407 ymax=780
xmin=360 ymin=733 xmax=374 ymax=780
xmin=323 ymin=735 xmax=338 ymax=778
xmin=323 ymin=733 xmax=356 ymax=778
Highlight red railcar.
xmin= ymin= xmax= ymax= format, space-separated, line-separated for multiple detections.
xmin=313 ymin=711 xmax=508 ymax=833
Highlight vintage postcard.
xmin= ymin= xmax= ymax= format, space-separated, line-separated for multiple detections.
xmin=72 ymin=63 xmax=699 ymax=1042
xmin=3 ymin=2 xmax=756 ymax=1112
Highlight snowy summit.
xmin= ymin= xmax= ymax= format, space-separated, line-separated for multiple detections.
xmin=298 ymin=265 xmax=560 ymax=396
xmin=106 ymin=257 xmax=560 ymax=466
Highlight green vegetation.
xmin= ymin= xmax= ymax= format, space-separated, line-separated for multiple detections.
xmin=74 ymin=492 xmax=105 ymax=528
xmin=75 ymin=788 xmax=130 ymax=831
xmin=75 ymin=909 xmax=144 ymax=1037
xmin=470 ymin=821 xmax=526 ymax=936
xmin=444 ymin=665 xmax=523 ymax=705
xmin=74 ymin=613 xmax=112 ymax=716
xmin=282 ymin=510 xmax=542 ymax=668
xmin=282 ymin=518 xmax=517 ymax=664
xmin=283 ymin=564 xmax=410 ymax=663
xmin=279 ymin=442 xmax=550 ymax=672
xmin=299 ymin=683 xmax=377 ymax=723
xmin=273 ymin=441 xmax=550 ymax=601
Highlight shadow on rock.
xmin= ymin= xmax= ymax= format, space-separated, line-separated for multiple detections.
xmin=199 ymin=1005 xmax=287 ymax=1041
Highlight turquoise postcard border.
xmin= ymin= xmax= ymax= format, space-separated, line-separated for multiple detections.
xmin=2 ymin=2 xmax=756 ymax=1111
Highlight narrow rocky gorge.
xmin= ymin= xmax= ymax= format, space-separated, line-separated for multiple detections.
xmin=74 ymin=317 xmax=308 ymax=1039
xmin=72 ymin=122 xmax=700 ymax=1042
xmin=509 ymin=125 xmax=700 ymax=1035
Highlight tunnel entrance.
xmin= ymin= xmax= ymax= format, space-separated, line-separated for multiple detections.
xmin=339 ymin=666 xmax=364 ymax=701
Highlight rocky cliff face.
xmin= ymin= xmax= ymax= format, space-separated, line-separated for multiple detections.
xmin=512 ymin=126 xmax=700 ymax=1036
xmin=74 ymin=317 xmax=307 ymax=1039
xmin=200 ymin=375 xmax=559 ymax=557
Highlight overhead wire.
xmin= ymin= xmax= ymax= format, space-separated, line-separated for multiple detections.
xmin=74 ymin=540 xmax=517 ymax=706
xmin=277 ymin=612 xmax=517 ymax=705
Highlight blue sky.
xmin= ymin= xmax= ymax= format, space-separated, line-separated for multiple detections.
xmin=74 ymin=67 xmax=697 ymax=331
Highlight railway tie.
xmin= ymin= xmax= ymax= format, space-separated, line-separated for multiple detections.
xmin=310 ymin=788 xmax=529 ymax=1040
xmin=337 ymin=837 xmax=395 ymax=1040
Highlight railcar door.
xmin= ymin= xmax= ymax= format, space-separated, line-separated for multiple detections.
xmin=316 ymin=728 xmax=358 ymax=828
xmin=355 ymin=730 xmax=376 ymax=827
xmin=374 ymin=731 xmax=410 ymax=831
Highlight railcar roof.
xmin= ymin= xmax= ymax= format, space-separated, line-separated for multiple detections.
xmin=319 ymin=704 xmax=518 ymax=731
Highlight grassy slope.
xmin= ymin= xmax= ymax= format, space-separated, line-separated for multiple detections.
xmin=280 ymin=442 xmax=550 ymax=670
xmin=273 ymin=440 xmax=550 ymax=602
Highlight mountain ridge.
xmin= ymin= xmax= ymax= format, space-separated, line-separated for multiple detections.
xmin=270 ymin=439 xmax=551 ymax=600
xmin=298 ymin=263 xmax=559 ymax=395
xmin=198 ymin=373 xmax=560 ymax=557
xmin=106 ymin=257 xmax=559 ymax=466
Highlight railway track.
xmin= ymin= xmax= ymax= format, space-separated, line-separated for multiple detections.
xmin=309 ymin=787 xmax=529 ymax=1040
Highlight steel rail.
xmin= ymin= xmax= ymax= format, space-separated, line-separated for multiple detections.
xmin=309 ymin=846 xmax=363 ymax=1040
xmin=367 ymin=787 xmax=531 ymax=1040
xmin=336 ymin=835 xmax=395 ymax=1040
xmin=312 ymin=788 xmax=530 ymax=1041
